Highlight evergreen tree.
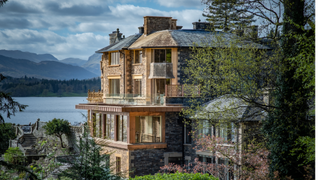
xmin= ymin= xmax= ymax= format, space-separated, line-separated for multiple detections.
xmin=59 ymin=126 xmax=121 ymax=180
xmin=202 ymin=0 xmax=254 ymax=32
xmin=262 ymin=0 xmax=315 ymax=178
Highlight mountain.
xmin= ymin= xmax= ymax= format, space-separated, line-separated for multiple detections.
xmin=60 ymin=58 xmax=87 ymax=66
xmin=0 ymin=55 xmax=98 ymax=80
xmin=81 ymin=53 xmax=101 ymax=76
xmin=0 ymin=50 xmax=58 ymax=62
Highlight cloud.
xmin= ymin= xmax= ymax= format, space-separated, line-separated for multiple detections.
xmin=0 ymin=1 xmax=205 ymax=60
xmin=156 ymin=0 xmax=203 ymax=8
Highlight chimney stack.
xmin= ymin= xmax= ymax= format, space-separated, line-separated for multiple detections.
xmin=143 ymin=16 xmax=181 ymax=35
xmin=109 ymin=28 xmax=123 ymax=45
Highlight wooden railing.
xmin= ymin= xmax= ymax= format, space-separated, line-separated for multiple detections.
xmin=165 ymin=85 xmax=200 ymax=97
xmin=87 ymin=90 xmax=103 ymax=103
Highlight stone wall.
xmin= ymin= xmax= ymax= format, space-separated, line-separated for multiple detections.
xmin=131 ymin=50 xmax=146 ymax=97
xmin=100 ymin=146 xmax=130 ymax=177
xmin=177 ymin=48 xmax=192 ymax=85
xmin=102 ymin=52 xmax=124 ymax=96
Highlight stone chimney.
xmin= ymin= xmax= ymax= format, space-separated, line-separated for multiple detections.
xmin=143 ymin=16 xmax=181 ymax=35
xmin=138 ymin=26 xmax=144 ymax=34
xmin=109 ymin=28 xmax=123 ymax=45
xmin=192 ymin=21 xmax=211 ymax=30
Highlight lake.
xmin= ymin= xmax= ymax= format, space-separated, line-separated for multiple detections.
xmin=6 ymin=97 xmax=88 ymax=125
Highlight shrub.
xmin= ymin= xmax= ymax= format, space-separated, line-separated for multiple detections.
xmin=130 ymin=172 xmax=219 ymax=180
xmin=3 ymin=147 xmax=25 ymax=164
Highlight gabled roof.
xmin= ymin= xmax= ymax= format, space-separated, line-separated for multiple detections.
xmin=129 ymin=29 xmax=271 ymax=50
xmin=96 ymin=33 xmax=142 ymax=53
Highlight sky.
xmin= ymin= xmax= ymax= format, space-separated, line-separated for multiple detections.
xmin=0 ymin=0 xmax=206 ymax=60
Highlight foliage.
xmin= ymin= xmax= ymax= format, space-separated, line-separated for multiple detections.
xmin=0 ymin=76 xmax=101 ymax=97
xmin=261 ymin=0 xmax=315 ymax=178
xmin=202 ymin=0 xmax=255 ymax=32
xmin=43 ymin=118 xmax=71 ymax=148
xmin=0 ymin=74 xmax=27 ymax=123
xmin=131 ymin=172 xmax=218 ymax=180
xmin=0 ymin=0 xmax=7 ymax=7
xmin=4 ymin=147 xmax=25 ymax=164
xmin=59 ymin=125 xmax=121 ymax=180
xmin=161 ymin=135 xmax=269 ymax=179
xmin=0 ymin=123 xmax=16 ymax=154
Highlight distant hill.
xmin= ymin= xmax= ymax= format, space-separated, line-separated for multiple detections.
xmin=0 ymin=50 xmax=58 ymax=62
xmin=82 ymin=53 xmax=101 ymax=76
xmin=60 ymin=58 xmax=87 ymax=66
xmin=0 ymin=55 xmax=98 ymax=80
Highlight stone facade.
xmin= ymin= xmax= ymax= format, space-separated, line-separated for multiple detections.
xmin=177 ymin=47 xmax=192 ymax=85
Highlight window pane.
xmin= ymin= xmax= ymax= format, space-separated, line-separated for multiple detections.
xmin=111 ymin=52 xmax=120 ymax=65
xmin=134 ymin=79 xmax=141 ymax=97
xmin=139 ymin=50 xmax=142 ymax=63
xmin=110 ymin=115 xmax=114 ymax=140
xmin=166 ymin=49 xmax=171 ymax=63
xmin=154 ymin=49 xmax=160 ymax=62
xmin=117 ymin=115 xmax=122 ymax=141
xmin=159 ymin=49 xmax=165 ymax=62
xmin=122 ymin=116 xmax=127 ymax=142
xmin=110 ymin=79 xmax=120 ymax=96
xmin=136 ymin=116 xmax=162 ymax=143
xmin=152 ymin=116 xmax=161 ymax=142
xmin=186 ymin=124 xmax=192 ymax=144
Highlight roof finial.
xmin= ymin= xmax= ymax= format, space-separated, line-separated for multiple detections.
xmin=198 ymin=19 xmax=201 ymax=22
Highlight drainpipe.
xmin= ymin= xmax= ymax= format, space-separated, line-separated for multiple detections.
xmin=120 ymin=50 xmax=125 ymax=98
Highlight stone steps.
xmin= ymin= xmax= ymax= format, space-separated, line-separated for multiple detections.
xmin=21 ymin=134 xmax=37 ymax=147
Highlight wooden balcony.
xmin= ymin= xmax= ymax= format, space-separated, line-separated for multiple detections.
xmin=87 ymin=90 xmax=103 ymax=103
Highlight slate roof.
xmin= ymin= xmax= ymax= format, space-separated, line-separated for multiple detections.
xmin=129 ymin=29 xmax=271 ymax=50
xmin=194 ymin=95 xmax=266 ymax=122
xmin=96 ymin=33 xmax=142 ymax=53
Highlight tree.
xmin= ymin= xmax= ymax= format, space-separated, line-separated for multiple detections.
xmin=184 ymin=0 xmax=314 ymax=178
xmin=0 ymin=0 xmax=7 ymax=7
xmin=0 ymin=74 xmax=27 ymax=124
xmin=0 ymin=123 xmax=16 ymax=154
xmin=261 ymin=0 xmax=315 ymax=178
xmin=43 ymin=118 xmax=71 ymax=148
xmin=202 ymin=0 xmax=255 ymax=32
xmin=160 ymin=135 xmax=270 ymax=179
xmin=59 ymin=125 xmax=121 ymax=180
xmin=131 ymin=172 xmax=219 ymax=180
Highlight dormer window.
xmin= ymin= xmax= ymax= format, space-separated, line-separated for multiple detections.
xmin=153 ymin=49 xmax=171 ymax=63
xmin=110 ymin=52 xmax=120 ymax=65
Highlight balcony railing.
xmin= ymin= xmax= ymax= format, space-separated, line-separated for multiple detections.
xmin=87 ymin=90 xmax=103 ymax=103
xmin=165 ymin=84 xmax=200 ymax=97
xmin=87 ymin=84 xmax=201 ymax=105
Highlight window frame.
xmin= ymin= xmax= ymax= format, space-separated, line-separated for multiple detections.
xmin=134 ymin=50 xmax=143 ymax=64
xmin=109 ymin=79 xmax=120 ymax=96
xmin=152 ymin=49 xmax=172 ymax=63
xmin=109 ymin=52 xmax=120 ymax=65
xmin=135 ymin=116 xmax=162 ymax=143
